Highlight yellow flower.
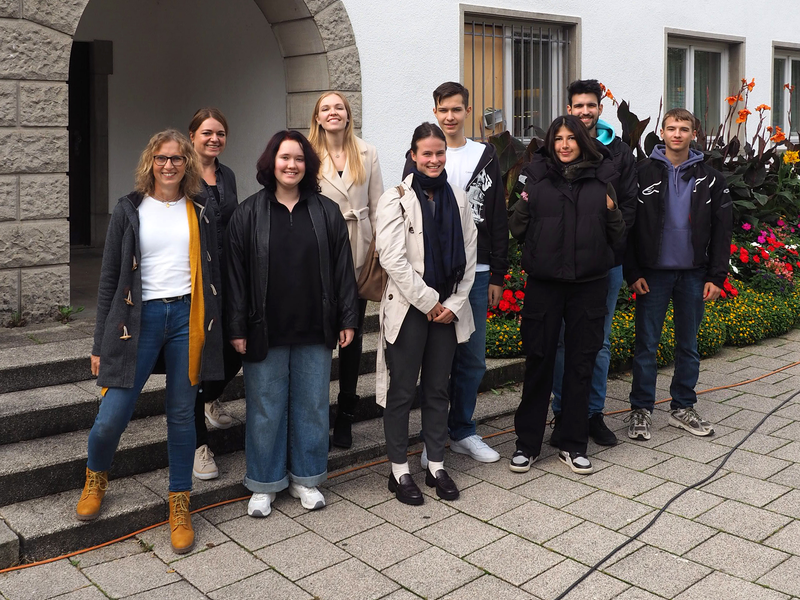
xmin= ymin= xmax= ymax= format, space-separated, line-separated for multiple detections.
xmin=783 ymin=150 xmax=800 ymax=165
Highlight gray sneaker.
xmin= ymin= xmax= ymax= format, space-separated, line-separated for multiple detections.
xmin=626 ymin=408 xmax=652 ymax=441
xmin=669 ymin=407 xmax=714 ymax=436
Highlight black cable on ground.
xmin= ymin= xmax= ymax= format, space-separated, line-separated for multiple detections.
xmin=554 ymin=388 xmax=800 ymax=600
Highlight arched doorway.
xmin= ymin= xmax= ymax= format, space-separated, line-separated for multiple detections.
xmin=0 ymin=0 xmax=362 ymax=321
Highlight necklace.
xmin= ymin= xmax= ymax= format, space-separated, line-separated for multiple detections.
xmin=152 ymin=192 xmax=181 ymax=208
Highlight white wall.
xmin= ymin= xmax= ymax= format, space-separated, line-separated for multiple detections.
xmin=344 ymin=0 xmax=797 ymax=180
xmin=75 ymin=0 xmax=286 ymax=210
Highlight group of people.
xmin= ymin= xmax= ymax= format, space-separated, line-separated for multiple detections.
xmin=77 ymin=78 xmax=732 ymax=554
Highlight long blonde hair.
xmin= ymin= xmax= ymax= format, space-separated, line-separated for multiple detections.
xmin=308 ymin=92 xmax=366 ymax=186
xmin=135 ymin=129 xmax=202 ymax=200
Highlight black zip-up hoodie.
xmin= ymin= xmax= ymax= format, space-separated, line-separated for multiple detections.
xmin=403 ymin=142 xmax=509 ymax=286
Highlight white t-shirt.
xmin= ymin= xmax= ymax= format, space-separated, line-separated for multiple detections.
xmin=447 ymin=138 xmax=490 ymax=271
xmin=138 ymin=196 xmax=192 ymax=301
xmin=446 ymin=138 xmax=485 ymax=191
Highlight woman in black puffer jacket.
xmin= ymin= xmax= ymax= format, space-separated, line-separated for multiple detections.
xmin=508 ymin=114 xmax=624 ymax=476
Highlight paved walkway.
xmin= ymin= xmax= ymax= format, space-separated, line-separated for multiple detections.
xmin=3 ymin=332 xmax=800 ymax=600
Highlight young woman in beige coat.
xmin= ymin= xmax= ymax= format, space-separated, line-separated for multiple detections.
xmin=309 ymin=91 xmax=384 ymax=449
xmin=375 ymin=123 xmax=477 ymax=505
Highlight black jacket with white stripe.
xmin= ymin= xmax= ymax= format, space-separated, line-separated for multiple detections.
xmin=624 ymin=157 xmax=733 ymax=288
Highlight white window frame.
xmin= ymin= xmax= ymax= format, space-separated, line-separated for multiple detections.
xmin=666 ymin=38 xmax=729 ymax=131
xmin=772 ymin=45 xmax=800 ymax=134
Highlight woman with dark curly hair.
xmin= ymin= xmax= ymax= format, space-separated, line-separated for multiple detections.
xmin=79 ymin=129 xmax=223 ymax=555
xmin=226 ymin=130 xmax=358 ymax=518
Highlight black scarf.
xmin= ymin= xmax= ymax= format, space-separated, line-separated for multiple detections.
xmin=409 ymin=167 xmax=467 ymax=302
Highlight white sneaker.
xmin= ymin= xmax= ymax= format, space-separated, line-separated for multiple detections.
xmin=449 ymin=435 xmax=501 ymax=463
xmin=288 ymin=482 xmax=326 ymax=510
xmin=205 ymin=400 xmax=234 ymax=430
xmin=192 ymin=444 xmax=219 ymax=480
xmin=248 ymin=492 xmax=276 ymax=518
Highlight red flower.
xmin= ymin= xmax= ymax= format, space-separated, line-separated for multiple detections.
xmin=731 ymin=288 xmax=738 ymax=297
xmin=504 ymin=274 xmax=512 ymax=280
xmin=787 ymin=263 xmax=794 ymax=271
xmin=753 ymin=255 xmax=760 ymax=263
xmin=762 ymin=249 xmax=770 ymax=258
xmin=631 ymin=293 xmax=637 ymax=300
xmin=740 ymin=252 xmax=749 ymax=263
xmin=498 ymin=300 xmax=511 ymax=311
xmin=730 ymin=244 xmax=738 ymax=254
xmin=511 ymin=303 xmax=521 ymax=312
xmin=720 ymin=290 xmax=727 ymax=299
xmin=502 ymin=289 xmax=513 ymax=301
xmin=514 ymin=290 xmax=525 ymax=300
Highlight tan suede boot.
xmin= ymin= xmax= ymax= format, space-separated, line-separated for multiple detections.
xmin=169 ymin=491 xmax=195 ymax=554
xmin=76 ymin=468 xmax=108 ymax=521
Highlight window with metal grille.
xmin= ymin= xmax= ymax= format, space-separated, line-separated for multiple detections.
xmin=464 ymin=15 xmax=570 ymax=140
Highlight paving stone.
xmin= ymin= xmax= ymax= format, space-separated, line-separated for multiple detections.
xmin=68 ymin=539 xmax=144 ymax=569
xmin=511 ymin=472 xmax=596 ymax=508
xmin=634 ymin=482 xmax=725 ymax=519
xmin=768 ymin=463 xmax=800 ymax=488
xmin=764 ymin=520 xmax=800 ymax=555
xmin=82 ymin=552 xmax=179 ymax=598
xmin=435 ymin=481 xmax=526 ymax=521
xmin=382 ymin=546 xmax=482 ymax=599
xmin=255 ymin=531 xmax=349 ymax=581
xmin=327 ymin=471 xmax=395 ymax=508
xmin=545 ymin=520 xmax=640 ymax=567
xmin=696 ymin=500 xmax=792 ymax=542
xmin=0 ymin=560 xmax=90 ymax=600
xmin=336 ymin=522 xmax=429 ymax=571
xmin=766 ymin=489 xmax=800 ymax=518
xmin=46 ymin=587 xmax=107 ymax=600
xmin=414 ymin=512 xmax=505 ymax=557
xmin=136 ymin=514 xmax=231 ymax=562
xmin=644 ymin=456 xmax=719 ymax=486
xmin=170 ymin=541 xmax=267 ymax=593
xmin=298 ymin=557 xmax=398 ymax=600
xmin=684 ymin=532 xmax=790 ymax=580
xmin=465 ymin=533 xmax=562 ymax=585
xmin=439 ymin=574 xmax=537 ymax=599
xmin=126 ymin=581 xmax=208 ymax=599
xmin=521 ymin=557 xmax=629 ymax=600
xmin=593 ymin=443 xmax=673 ymax=471
xmin=701 ymin=471 xmax=792 ymax=507
xmin=771 ymin=421 xmax=800 ymax=442
xmin=295 ymin=499 xmax=383 ymax=543
xmin=379 ymin=591 xmax=424 ymax=600
xmin=711 ymin=449 xmax=791 ymax=479
xmin=718 ymin=410 xmax=793 ymax=435
xmin=620 ymin=511 xmax=717 ymax=555
xmin=712 ymin=429 xmax=791 ymax=454
xmin=653 ymin=435 xmax=731 ymax=463
xmin=611 ymin=588 xmax=664 ymax=600
xmin=217 ymin=509 xmax=306 ymax=551
xmin=207 ymin=569 xmax=312 ymax=599
xmin=580 ymin=464 xmax=664 ymax=498
xmin=677 ymin=571 xmax=791 ymax=600
xmin=463 ymin=461 xmax=545 ymax=490
xmin=369 ymin=496 xmax=456 ymax=532
xmin=769 ymin=440 xmax=800 ymax=462
xmin=757 ymin=556 xmax=800 ymax=597
xmin=199 ymin=499 xmax=248 ymax=525
xmin=564 ymin=490 xmax=653 ymax=531
xmin=606 ymin=545 xmax=711 ymax=597
xmin=489 ymin=500 xmax=581 ymax=544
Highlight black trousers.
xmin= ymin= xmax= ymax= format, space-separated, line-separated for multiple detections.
xmin=515 ymin=277 xmax=608 ymax=457
xmin=384 ymin=307 xmax=457 ymax=464
xmin=337 ymin=299 xmax=369 ymax=397
xmin=194 ymin=338 xmax=243 ymax=448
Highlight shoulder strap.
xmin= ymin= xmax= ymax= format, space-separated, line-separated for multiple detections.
xmin=395 ymin=184 xmax=405 ymax=197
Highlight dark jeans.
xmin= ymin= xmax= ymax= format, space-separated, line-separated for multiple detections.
xmin=384 ymin=307 xmax=457 ymax=464
xmin=338 ymin=299 xmax=368 ymax=397
xmin=630 ymin=268 xmax=705 ymax=412
xmin=194 ymin=335 xmax=243 ymax=448
xmin=515 ymin=278 xmax=608 ymax=457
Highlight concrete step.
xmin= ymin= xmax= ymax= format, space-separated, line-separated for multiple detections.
xmin=0 ymin=358 xmax=525 ymax=507
xmin=0 ymin=385 xmax=522 ymax=564
xmin=0 ymin=303 xmax=381 ymax=395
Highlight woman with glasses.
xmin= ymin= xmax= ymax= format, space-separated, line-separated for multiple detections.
xmin=188 ymin=108 xmax=239 ymax=481
xmin=308 ymin=91 xmax=384 ymax=449
xmin=78 ymin=130 xmax=223 ymax=555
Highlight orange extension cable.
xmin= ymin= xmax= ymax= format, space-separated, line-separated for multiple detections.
xmin=2 ymin=359 xmax=798 ymax=575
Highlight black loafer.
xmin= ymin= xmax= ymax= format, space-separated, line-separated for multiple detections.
xmin=388 ymin=473 xmax=424 ymax=505
xmin=425 ymin=468 xmax=459 ymax=501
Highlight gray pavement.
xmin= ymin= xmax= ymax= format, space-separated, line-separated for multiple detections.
xmin=3 ymin=331 xmax=800 ymax=599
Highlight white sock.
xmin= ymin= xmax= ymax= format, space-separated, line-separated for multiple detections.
xmin=428 ymin=460 xmax=444 ymax=475
xmin=391 ymin=462 xmax=410 ymax=480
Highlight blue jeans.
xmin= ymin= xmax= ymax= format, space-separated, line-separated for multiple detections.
xmin=553 ymin=265 xmax=623 ymax=416
xmin=629 ymin=268 xmax=705 ymax=411
xmin=447 ymin=269 xmax=490 ymax=440
xmin=242 ymin=344 xmax=331 ymax=493
xmin=87 ymin=297 xmax=197 ymax=492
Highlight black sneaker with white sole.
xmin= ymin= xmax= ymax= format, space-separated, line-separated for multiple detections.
xmin=558 ymin=450 xmax=594 ymax=474
xmin=509 ymin=450 xmax=536 ymax=473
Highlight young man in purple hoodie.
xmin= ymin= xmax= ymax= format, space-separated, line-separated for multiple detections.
xmin=624 ymin=108 xmax=732 ymax=441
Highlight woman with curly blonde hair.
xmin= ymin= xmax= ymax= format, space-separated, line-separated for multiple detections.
xmin=308 ymin=91 xmax=384 ymax=448
xmin=78 ymin=129 xmax=224 ymax=555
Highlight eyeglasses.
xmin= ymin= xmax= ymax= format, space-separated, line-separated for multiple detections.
xmin=154 ymin=155 xmax=186 ymax=167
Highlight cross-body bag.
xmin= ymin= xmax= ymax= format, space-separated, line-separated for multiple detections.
xmin=356 ymin=185 xmax=405 ymax=301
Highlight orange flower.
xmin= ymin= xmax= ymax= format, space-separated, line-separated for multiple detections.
xmin=785 ymin=83 xmax=796 ymax=92
xmin=605 ymin=90 xmax=615 ymax=100
xmin=767 ymin=126 xmax=774 ymax=133
xmin=771 ymin=126 xmax=786 ymax=143
xmin=755 ymin=104 xmax=771 ymax=112
xmin=726 ymin=94 xmax=744 ymax=105
xmin=746 ymin=78 xmax=755 ymax=92
xmin=736 ymin=109 xmax=751 ymax=124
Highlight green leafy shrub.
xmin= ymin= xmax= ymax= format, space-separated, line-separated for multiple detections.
xmin=485 ymin=316 xmax=523 ymax=358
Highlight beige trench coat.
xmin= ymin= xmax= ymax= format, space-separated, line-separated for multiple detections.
xmin=318 ymin=137 xmax=384 ymax=279
xmin=374 ymin=173 xmax=478 ymax=407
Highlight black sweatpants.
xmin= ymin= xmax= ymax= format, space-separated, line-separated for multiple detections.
xmin=384 ymin=307 xmax=457 ymax=464
xmin=515 ymin=277 xmax=608 ymax=457
xmin=337 ymin=299 xmax=369 ymax=397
